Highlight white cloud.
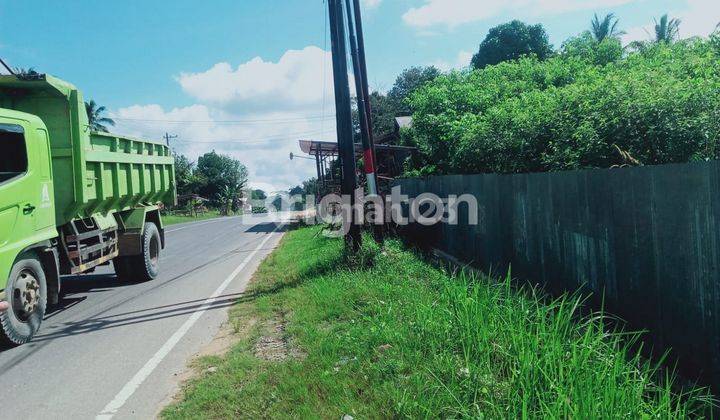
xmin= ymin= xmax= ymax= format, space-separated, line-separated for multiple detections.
xmin=622 ymin=0 xmax=720 ymax=44
xmin=176 ymin=46 xmax=336 ymax=115
xmin=621 ymin=24 xmax=653 ymax=44
xmin=678 ymin=0 xmax=720 ymax=39
xmin=112 ymin=46 xmax=343 ymax=192
xmin=432 ymin=50 xmax=474 ymax=71
xmin=402 ymin=0 xmax=635 ymax=28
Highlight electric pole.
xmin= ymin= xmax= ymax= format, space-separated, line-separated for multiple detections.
xmin=352 ymin=0 xmax=378 ymax=168
xmin=328 ymin=0 xmax=362 ymax=250
xmin=345 ymin=0 xmax=383 ymax=243
xmin=163 ymin=133 xmax=177 ymax=148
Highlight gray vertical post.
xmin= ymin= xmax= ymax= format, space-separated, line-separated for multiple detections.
xmin=328 ymin=0 xmax=361 ymax=250
xmin=315 ymin=149 xmax=323 ymax=198
xmin=346 ymin=0 xmax=383 ymax=243
xmin=352 ymin=0 xmax=378 ymax=166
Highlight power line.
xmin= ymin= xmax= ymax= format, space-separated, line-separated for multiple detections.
xmin=112 ymin=114 xmax=336 ymax=124
xmin=172 ymin=128 xmax=327 ymax=145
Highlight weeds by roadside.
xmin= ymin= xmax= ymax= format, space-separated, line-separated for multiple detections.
xmin=163 ymin=226 xmax=714 ymax=419
xmin=162 ymin=210 xmax=225 ymax=226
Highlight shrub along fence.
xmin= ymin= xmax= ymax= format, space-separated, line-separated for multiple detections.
xmin=394 ymin=160 xmax=720 ymax=389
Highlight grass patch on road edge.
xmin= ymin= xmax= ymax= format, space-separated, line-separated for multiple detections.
xmin=162 ymin=226 xmax=713 ymax=419
xmin=162 ymin=211 xmax=224 ymax=226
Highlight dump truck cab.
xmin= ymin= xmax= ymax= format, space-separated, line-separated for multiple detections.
xmin=0 ymin=109 xmax=57 ymax=300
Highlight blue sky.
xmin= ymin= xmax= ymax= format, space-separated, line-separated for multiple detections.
xmin=1 ymin=0 xmax=718 ymax=191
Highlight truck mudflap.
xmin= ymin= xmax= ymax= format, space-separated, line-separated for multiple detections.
xmin=114 ymin=206 xmax=164 ymax=257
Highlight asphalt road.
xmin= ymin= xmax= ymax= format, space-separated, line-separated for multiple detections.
xmin=0 ymin=215 xmax=287 ymax=419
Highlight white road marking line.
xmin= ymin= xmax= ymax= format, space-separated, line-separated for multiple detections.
xmin=96 ymin=223 xmax=284 ymax=420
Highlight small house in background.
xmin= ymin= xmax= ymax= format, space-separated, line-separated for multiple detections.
xmin=376 ymin=116 xmax=413 ymax=145
xmin=176 ymin=194 xmax=209 ymax=216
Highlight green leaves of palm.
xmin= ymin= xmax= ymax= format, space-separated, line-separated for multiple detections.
xmin=591 ymin=13 xmax=625 ymax=42
xmin=653 ymin=14 xmax=681 ymax=44
xmin=85 ymin=99 xmax=115 ymax=133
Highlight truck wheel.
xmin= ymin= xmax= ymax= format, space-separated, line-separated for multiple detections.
xmin=114 ymin=222 xmax=161 ymax=283
xmin=0 ymin=255 xmax=47 ymax=346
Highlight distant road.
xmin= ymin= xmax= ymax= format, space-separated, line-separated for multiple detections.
xmin=0 ymin=215 xmax=286 ymax=419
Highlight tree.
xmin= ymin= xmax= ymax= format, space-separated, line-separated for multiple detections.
xmin=353 ymin=75 xmax=438 ymax=143
xmin=388 ymin=66 xmax=441 ymax=115
xmin=195 ymin=151 xmax=248 ymax=205
xmin=366 ymin=91 xmax=397 ymax=140
xmin=471 ymin=20 xmax=553 ymax=69
xmin=173 ymin=153 xmax=207 ymax=196
xmin=562 ymin=32 xmax=623 ymax=66
xmin=270 ymin=194 xmax=284 ymax=212
xmin=174 ymin=153 xmax=198 ymax=196
xmin=251 ymin=189 xmax=267 ymax=200
xmin=653 ymin=14 xmax=681 ymax=44
xmin=405 ymin=36 xmax=720 ymax=176
xmin=85 ymin=100 xmax=115 ymax=133
xmin=288 ymin=185 xmax=305 ymax=210
xmin=591 ymin=13 xmax=624 ymax=43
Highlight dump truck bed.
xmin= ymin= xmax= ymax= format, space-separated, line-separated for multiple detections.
xmin=0 ymin=74 xmax=175 ymax=226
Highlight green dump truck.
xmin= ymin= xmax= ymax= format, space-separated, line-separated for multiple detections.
xmin=0 ymin=73 xmax=176 ymax=345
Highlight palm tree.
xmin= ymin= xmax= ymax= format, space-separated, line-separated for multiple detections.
xmin=591 ymin=13 xmax=624 ymax=42
xmin=85 ymin=100 xmax=115 ymax=133
xmin=652 ymin=14 xmax=681 ymax=43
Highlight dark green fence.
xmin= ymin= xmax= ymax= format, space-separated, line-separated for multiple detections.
xmin=395 ymin=161 xmax=720 ymax=389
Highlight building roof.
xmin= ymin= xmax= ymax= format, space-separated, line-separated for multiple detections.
xmin=298 ymin=140 xmax=416 ymax=157
xmin=395 ymin=116 xmax=413 ymax=130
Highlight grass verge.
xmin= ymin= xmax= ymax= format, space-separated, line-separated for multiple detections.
xmin=162 ymin=210 xmax=224 ymax=226
xmin=163 ymin=226 xmax=714 ymax=418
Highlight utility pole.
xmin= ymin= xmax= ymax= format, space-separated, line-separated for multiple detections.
xmin=328 ymin=0 xmax=362 ymax=250
xmin=352 ymin=0 xmax=378 ymax=174
xmin=163 ymin=133 xmax=177 ymax=148
xmin=345 ymin=0 xmax=383 ymax=243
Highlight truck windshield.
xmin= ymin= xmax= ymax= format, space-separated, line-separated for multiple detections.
xmin=0 ymin=124 xmax=28 ymax=184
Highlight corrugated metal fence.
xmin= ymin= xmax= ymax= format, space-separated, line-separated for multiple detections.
xmin=394 ymin=161 xmax=720 ymax=388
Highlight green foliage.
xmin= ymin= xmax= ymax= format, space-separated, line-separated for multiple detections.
xmin=250 ymin=189 xmax=267 ymax=200
xmin=173 ymin=153 xmax=207 ymax=196
xmin=387 ymin=66 xmax=441 ymax=115
xmin=408 ymin=38 xmax=720 ymax=175
xmin=193 ymin=151 xmax=248 ymax=206
xmin=368 ymin=91 xmax=397 ymax=138
xmin=562 ymin=32 xmax=624 ymax=66
xmin=654 ymin=14 xmax=681 ymax=44
xmin=85 ymin=99 xmax=115 ymax=133
xmin=471 ymin=20 xmax=553 ymax=69
xmin=286 ymin=178 xmax=325 ymax=210
xmin=353 ymin=67 xmax=440 ymax=142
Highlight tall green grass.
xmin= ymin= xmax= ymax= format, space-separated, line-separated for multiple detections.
xmin=164 ymin=227 xmax=714 ymax=419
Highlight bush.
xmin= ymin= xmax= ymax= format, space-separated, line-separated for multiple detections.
xmin=407 ymin=39 xmax=720 ymax=175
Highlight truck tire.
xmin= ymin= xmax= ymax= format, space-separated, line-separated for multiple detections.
xmin=114 ymin=222 xmax=161 ymax=283
xmin=0 ymin=254 xmax=47 ymax=346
